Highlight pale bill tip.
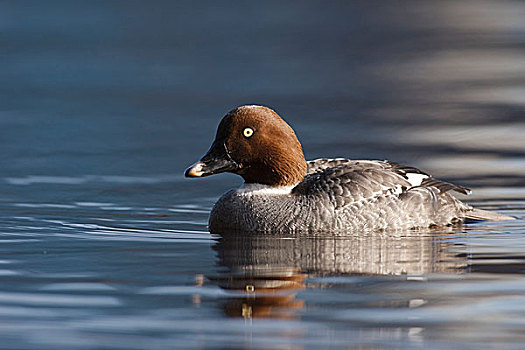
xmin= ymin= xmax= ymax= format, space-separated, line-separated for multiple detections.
xmin=185 ymin=162 xmax=204 ymax=177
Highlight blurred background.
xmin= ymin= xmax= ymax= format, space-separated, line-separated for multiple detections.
xmin=1 ymin=1 xmax=524 ymax=349
xmin=2 ymin=0 xmax=524 ymax=198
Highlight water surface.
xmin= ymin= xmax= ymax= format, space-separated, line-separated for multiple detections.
xmin=1 ymin=1 xmax=524 ymax=349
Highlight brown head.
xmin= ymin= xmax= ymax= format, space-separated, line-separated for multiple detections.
xmin=185 ymin=105 xmax=307 ymax=187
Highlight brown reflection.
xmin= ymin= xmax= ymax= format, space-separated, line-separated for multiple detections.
xmin=211 ymin=230 xmax=468 ymax=319
xmin=210 ymin=266 xmax=306 ymax=319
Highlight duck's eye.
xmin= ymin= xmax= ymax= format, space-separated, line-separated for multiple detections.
xmin=243 ymin=127 xmax=254 ymax=138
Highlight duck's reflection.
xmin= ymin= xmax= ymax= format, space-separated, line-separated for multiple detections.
xmin=210 ymin=266 xmax=306 ymax=319
xmin=211 ymin=230 xmax=467 ymax=319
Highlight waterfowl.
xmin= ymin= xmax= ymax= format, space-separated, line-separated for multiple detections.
xmin=185 ymin=105 xmax=514 ymax=233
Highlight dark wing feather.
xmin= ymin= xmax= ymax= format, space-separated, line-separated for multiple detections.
xmin=295 ymin=159 xmax=470 ymax=209
xmin=385 ymin=161 xmax=471 ymax=195
xmin=420 ymin=177 xmax=471 ymax=195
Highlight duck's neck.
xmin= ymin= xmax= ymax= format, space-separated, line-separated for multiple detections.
xmin=241 ymin=156 xmax=307 ymax=187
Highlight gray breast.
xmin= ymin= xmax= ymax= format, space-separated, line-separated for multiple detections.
xmin=209 ymin=159 xmax=470 ymax=234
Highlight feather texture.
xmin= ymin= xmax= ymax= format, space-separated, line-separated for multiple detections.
xmin=209 ymin=158 xmax=492 ymax=233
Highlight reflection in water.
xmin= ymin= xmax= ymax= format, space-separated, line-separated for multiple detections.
xmin=2 ymin=0 xmax=525 ymax=346
xmin=212 ymin=230 xmax=467 ymax=318
xmin=210 ymin=267 xmax=306 ymax=319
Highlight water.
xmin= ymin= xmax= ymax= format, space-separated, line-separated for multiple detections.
xmin=1 ymin=1 xmax=525 ymax=349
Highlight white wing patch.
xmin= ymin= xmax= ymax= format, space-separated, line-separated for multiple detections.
xmin=382 ymin=184 xmax=404 ymax=195
xmin=405 ymin=173 xmax=429 ymax=187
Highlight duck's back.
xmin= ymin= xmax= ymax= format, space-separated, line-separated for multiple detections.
xmin=209 ymin=158 xmax=473 ymax=234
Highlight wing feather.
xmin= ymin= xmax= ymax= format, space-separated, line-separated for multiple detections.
xmin=294 ymin=158 xmax=470 ymax=208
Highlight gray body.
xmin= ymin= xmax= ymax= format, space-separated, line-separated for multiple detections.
xmin=209 ymin=158 xmax=475 ymax=234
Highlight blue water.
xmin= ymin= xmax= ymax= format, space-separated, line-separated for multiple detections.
xmin=1 ymin=1 xmax=525 ymax=349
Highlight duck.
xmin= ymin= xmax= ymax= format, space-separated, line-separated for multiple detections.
xmin=185 ymin=105 xmax=514 ymax=234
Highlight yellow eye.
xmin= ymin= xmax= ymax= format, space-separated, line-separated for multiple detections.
xmin=243 ymin=127 xmax=254 ymax=138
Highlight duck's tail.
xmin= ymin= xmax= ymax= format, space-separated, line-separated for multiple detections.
xmin=465 ymin=208 xmax=516 ymax=222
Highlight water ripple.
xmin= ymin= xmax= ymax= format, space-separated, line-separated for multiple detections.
xmin=0 ymin=292 xmax=120 ymax=307
xmin=5 ymin=175 xmax=184 ymax=186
